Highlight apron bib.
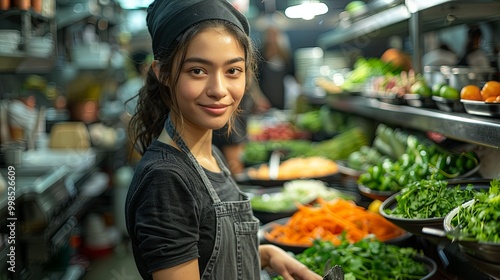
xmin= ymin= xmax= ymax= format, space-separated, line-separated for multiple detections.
xmin=164 ymin=116 xmax=260 ymax=280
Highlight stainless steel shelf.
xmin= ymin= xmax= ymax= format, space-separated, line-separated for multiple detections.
xmin=326 ymin=95 xmax=500 ymax=149
xmin=318 ymin=0 xmax=500 ymax=49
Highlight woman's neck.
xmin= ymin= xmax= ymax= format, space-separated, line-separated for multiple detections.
xmin=158 ymin=122 xmax=220 ymax=172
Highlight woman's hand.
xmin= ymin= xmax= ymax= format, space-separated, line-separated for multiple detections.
xmin=259 ymin=244 xmax=322 ymax=280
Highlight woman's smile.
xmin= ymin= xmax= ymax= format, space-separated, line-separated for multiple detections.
xmin=199 ymin=103 xmax=232 ymax=115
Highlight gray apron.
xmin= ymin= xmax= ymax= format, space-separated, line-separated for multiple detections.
xmin=165 ymin=116 xmax=261 ymax=280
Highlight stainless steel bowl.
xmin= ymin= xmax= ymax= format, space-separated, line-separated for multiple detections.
xmin=440 ymin=66 xmax=496 ymax=90
xmin=443 ymin=200 xmax=500 ymax=278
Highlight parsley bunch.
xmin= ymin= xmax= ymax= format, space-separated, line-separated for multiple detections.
xmin=451 ymin=179 xmax=500 ymax=243
xmin=385 ymin=179 xmax=476 ymax=219
xmin=273 ymin=236 xmax=428 ymax=280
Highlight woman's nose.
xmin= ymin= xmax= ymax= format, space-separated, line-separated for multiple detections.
xmin=206 ymin=73 xmax=228 ymax=99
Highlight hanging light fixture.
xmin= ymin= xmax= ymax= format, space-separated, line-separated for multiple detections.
xmin=285 ymin=1 xmax=328 ymax=20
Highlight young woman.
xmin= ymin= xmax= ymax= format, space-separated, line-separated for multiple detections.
xmin=125 ymin=1 xmax=322 ymax=279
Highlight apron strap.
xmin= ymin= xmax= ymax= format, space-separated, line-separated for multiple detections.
xmin=164 ymin=115 xmax=222 ymax=204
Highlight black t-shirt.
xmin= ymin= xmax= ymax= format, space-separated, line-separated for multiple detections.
xmin=125 ymin=140 xmax=240 ymax=280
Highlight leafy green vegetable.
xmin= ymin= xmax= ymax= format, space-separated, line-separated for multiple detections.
xmin=451 ymin=179 xmax=500 ymax=242
xmin=385 ymin=179 xmax=477 ymax=219
xmin=358 ymin=127 xmax=480 ymax=192
xmin=272 ymin=236 xmax=428 ymax=280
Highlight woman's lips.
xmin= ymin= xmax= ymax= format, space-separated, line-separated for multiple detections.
xmin=200 ymin=104 xmax=230 ymax=115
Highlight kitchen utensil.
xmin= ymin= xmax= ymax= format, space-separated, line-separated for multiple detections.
xmin=323 ymin=265 xmax=343 ymax=280
xmin=268 ymin=151 xmax=283 ymax=180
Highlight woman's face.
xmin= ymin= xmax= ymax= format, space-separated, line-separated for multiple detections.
xmin=175 ymin=28 xmax=246 ymax=132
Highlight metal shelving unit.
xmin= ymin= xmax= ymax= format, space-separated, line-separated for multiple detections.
xmin=326 ymin=95 xmax=500 ymax=149
xmin=316 ymin=0 xmax=500 ymax=150
xmin=318 ymin=0 xmax=500 ymax=73
xmin=0 ymin=9 xmax=57 ymax=73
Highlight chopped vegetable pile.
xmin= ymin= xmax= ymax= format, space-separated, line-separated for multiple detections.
xmin=265 ymin=198 xmax=404 ymax=246
xmin=251 ymin=180 xmax=355 ymax=213
xmin=272 ymin=237 xmax=429 ymax=280
xmin=385 ymin=179 xmax=477 ymax=219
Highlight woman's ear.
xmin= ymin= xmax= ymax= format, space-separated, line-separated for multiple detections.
xmin=152 ymin=60 xmax=161 ymax=80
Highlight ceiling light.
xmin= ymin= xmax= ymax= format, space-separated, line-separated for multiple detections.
xmin=285 ymin=2 xmax=328 ymax=20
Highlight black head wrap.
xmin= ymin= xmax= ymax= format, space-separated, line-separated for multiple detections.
xmin=146 ymin=0 xmax=250 ymax=59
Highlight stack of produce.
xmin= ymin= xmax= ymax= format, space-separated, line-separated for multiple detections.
xmin=305 ymin=127 xmax=369 ymax=161
xmin=357 ymin=125 xmax=479 ymax=192
xmin=461 ymin=81 xmax=500 ymax=103
xmin=243 ymin=127 xmax=369 ymax=166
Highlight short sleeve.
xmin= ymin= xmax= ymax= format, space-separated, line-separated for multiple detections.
xmin=129 ymin=166 xmax=201 ymax=273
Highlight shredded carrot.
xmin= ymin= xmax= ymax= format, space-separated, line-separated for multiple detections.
xmin=264 ymin=197 xmax=405 ymax=247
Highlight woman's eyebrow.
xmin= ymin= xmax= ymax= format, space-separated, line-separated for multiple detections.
xmin=183 ymin=57 xmax=245 ymax=66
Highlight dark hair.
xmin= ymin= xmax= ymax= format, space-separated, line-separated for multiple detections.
xmin=128 ymin=20 xmax=257 ymax=154
xmin=131 ymin=51 xmax=149 ymax=75
xmin=465 ymin=25 xmax=482 ymax=53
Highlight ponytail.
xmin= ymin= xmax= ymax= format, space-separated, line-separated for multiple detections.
xmin=128 ymin=67 xmax=169 ymax=154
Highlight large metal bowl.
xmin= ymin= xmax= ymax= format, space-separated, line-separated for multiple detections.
xmin=443 ymin=200 xmax=500 ymax=278
xmin=380 ymin=179 xmax=490 ymax=244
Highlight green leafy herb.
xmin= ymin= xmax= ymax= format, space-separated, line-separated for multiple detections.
xmin=272 ymin=236 xmax=428 ymax=280
xmin=385 ymin=179 xmax=477 ymax=219
xmin=451 ymin=179 xmax=500 ymax=242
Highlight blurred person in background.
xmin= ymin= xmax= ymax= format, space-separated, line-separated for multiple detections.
xmin=118 ymin=50 xmax=151 ymax=117
xmin=458 ymin=25 xmax=491 ymax=68
xmin=258 ymin=26 xmax=295 ymax=110
xmin=422 ymin=43 xmax=458 ymax=66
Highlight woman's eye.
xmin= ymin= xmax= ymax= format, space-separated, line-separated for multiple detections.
xmin=190 ymin=68 xmax=206 ymax=75
xmin=228 ymin=68 xmax=242 ymax=76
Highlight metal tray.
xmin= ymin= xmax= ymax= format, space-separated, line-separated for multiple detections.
xmin=432 ymin=96 xmax=465 ymax=113
xmin=461 ymin=99 xmax=500 ymax=118
xmin=404 ymin=94 xmax=436 ymax=108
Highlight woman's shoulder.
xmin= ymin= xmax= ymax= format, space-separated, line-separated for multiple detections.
xmin=134 ymin=140 xmax=195 ymax=178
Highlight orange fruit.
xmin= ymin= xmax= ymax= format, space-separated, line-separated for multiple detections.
xmin=484 ymin=96 xmax=497 ymax=103
xmin=460 ymin=85 xmax=482 ymax=101
xmin=481 ymin=81 xmax=500 ymax=101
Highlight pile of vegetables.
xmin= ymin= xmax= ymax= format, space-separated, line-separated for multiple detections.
xmin=264 ymin=198 xmax=405 ymax=246
xmin=243 ymin=126 xmax=369 ymax=166
xmin=358 ymin=125 xmax=479 ymax=192
xmin=250 ymin=180 xmax=356 ymax=213
xmin=342 ymin=57 xmax=402 ymax=92
xmin=272 ymin=237 xmax=429 ymax=280
xmin=306 ymin=127 xmax=369 ymax=161
xmin=451 ymin=179 xmax=500 ymax=242
xmin=242 ymin=139 xmax=312 ymax=165
xmin=384 ymin=179 xmax=477 ymax=219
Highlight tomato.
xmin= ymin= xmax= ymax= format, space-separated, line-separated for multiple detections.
xmin=481 ymin=81 xmax=500 ymax=101
xmin=460 ymin=85 xmax=482 ymax=101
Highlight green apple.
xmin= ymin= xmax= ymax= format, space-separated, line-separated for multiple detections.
xmin=440 ymin=85 xmax=460 ymax=100
xmin=410 ymin=81 xmax=432 ymax=97
xmin=432 ymin=83 xmax=444 ymax=96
